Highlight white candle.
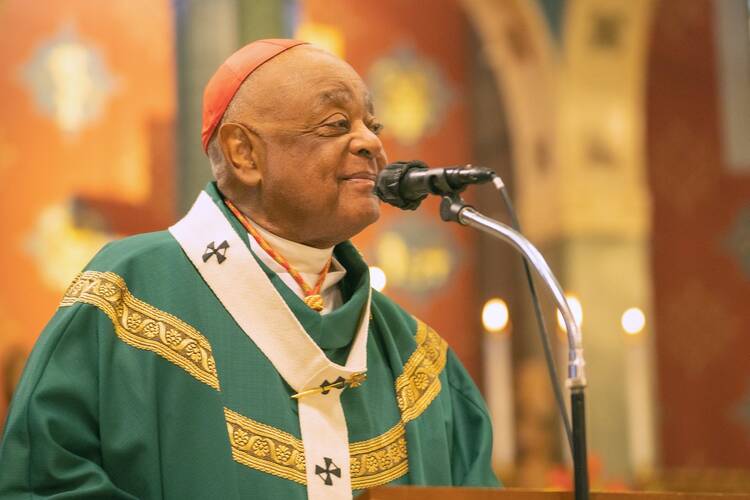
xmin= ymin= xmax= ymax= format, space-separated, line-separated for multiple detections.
xmin=482 ymin=299 xmax=515 ymax=468
xmin=483 ymin=330 xmax=515 ymax=467
xmin=622 ymin=308 xmax=655 ymax=474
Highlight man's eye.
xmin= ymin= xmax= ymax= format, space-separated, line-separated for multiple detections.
xmin=325 ymin=119 xmax=350 ymax=130
xmin=369 ymin=122 xmax=384 ymax=135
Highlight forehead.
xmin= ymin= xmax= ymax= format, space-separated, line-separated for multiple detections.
xmin=263 ymin=48 xmax=373 ymax=114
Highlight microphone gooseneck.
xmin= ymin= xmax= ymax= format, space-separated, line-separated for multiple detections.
xmin=377 ymin=159 xmax=589 ymax=500
xmin=374 ymin=160 xmax=496 ymax=210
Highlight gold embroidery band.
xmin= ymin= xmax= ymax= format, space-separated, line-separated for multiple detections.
xmin=61 ymin=271 xmax=220 ymax=390
xmin=225 ymin=319 xmax=446 ymax=489
xmin=225 ymin=408 xmax=307 ymax=485
xmin=395 ymin=320 xmax=448 ymax=423
xmin=226 ymin=407 xmax=408 ymax=490
xmin=349 ymin=421 xmax=409 ymax=489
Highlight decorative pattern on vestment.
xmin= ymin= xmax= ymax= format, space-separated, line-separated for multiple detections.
xmin=225 ymin=407 xmax=307 ymax=484
xmin=395 ymin=320 xmax=448 ymax=423
xmin=60 ymin=270 xmax=220 ymax=390
xmin=226 ymin=408 xmax=408 ymax=490
xmin=225 ymin=319 xmax=446 ymax=489
xmin=60 ymin=271 xmax=445 ymax=490
xmin=349 ymin=421 xmax=409 ymax=489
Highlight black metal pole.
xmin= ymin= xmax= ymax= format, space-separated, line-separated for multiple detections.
xmin=572 ymin=387 xmax=589 ymax=500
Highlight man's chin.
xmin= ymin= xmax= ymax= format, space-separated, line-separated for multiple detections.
xmin=335 ymin=203 xmax=380 ymax=242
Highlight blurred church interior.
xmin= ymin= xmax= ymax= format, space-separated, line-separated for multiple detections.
xmin=1 ymin=0 xmax=750 ymax=493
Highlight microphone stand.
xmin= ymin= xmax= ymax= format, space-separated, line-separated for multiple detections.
xmin=440 ymin=194 xmax=589 ymax=500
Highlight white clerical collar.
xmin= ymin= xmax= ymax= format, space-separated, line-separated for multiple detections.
xmin=243 ymin=218 xmax=347 ymax=303
xmin=247 ymin=219 xmax=335 ymax=274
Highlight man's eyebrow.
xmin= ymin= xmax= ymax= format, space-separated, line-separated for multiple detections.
xmin=313 ymin=87 xmax=354 ymax=110
xmin=311 ymin=87 xmax=376 ymax=115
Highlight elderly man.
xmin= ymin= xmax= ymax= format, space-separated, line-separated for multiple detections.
xmin=0 ymin=40 xmax=499 ymax=499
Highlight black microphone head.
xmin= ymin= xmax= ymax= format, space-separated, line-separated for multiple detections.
xmin=374 ymin=160 xmax=429 ymax=210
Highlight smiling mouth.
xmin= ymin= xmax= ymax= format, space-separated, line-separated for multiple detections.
xmin=341 ymin=172 xmax=377 ymax=182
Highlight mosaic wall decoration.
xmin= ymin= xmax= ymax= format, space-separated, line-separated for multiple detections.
xmin=0 ymin=0 xmax=176 ymax=433
xmin=367 ymin=47 xmax=451 ymax=146
xmin=25 ymin=201 xmax=113 ymax=292
xmin=22 ymin=25 xmax=116 ymax=134
xmin=371 ymin=214 xmax=458 ymax=299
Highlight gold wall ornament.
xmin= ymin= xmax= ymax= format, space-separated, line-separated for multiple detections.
xmin=26 ymin=203 xmax=113 ymax=292
xmin=367 ymin=47 xmax=451 ymax=145
xmin=373 ymin=218 xmax=457 ymax=297
xmin=60 ymin=270 xmax=220 ymax=390
xmin=22 ymin=25 xmax=117 ymax=134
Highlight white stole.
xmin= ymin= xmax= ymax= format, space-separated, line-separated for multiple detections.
xmin=169 ymin=192 xmax=369 ymax=500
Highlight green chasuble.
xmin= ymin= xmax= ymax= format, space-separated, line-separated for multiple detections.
xmin=0 ymin=183 xmax=500 ymax=499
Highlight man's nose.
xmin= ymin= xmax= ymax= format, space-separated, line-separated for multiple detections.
xmin=350 ymin=123 xmax=385 ymax=163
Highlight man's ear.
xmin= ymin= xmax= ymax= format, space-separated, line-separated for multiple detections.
xmin=218 ymin=123 xmax=263 ymax=187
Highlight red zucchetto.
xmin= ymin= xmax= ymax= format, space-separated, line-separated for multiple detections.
xmin=201 ymin=39 xmax=309 ymax=153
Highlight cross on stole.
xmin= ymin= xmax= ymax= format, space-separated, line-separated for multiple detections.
xmin=315 ymin=457 xmax=342 ymax=486
xmin=202 ymin=240 xmax=229 ymax=264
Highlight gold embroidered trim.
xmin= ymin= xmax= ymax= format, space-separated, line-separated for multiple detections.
xmin=225 ymin=408 xmax=408 ymax=489
xmin=61 ymin=271 xmax=220 ymax=390
xmin=395 ymin=320 xmax=448 ymax=423
xmin=225 ymin=408 xmax=307 ymax=485
xmin=350 ymin=421 xmax=408 ymax=489
xmin=225 ymin=319 xmax=447 ymax=489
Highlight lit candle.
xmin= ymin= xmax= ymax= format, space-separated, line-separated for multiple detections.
xmin=621 ymin=307 xmax=655 ymax=474
xmin=482 ymin=298 xmax=515 ymax=469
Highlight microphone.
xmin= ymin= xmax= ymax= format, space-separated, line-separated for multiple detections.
xmin=374 ymin=160 xmax=496 ymax=210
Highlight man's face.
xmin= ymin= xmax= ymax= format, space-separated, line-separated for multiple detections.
xmin=242 ymin=48 xmax=387 ymax=248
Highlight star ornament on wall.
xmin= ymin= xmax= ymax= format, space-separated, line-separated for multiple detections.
xmin=367 ymin=47 xmax=451 ymax=146
xmin=22 ymin=24 xmax=117 ymax=134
